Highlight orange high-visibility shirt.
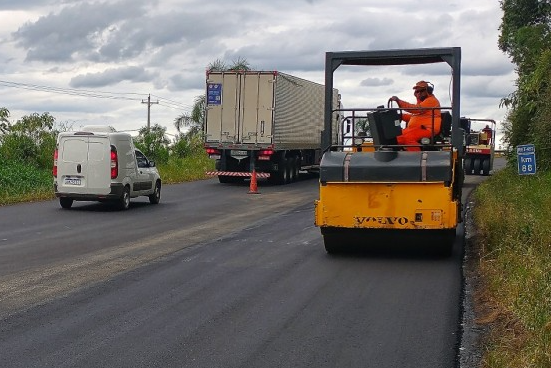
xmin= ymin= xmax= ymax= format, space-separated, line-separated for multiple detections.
xmin=397 ymin=94 xmax=441 ymax=135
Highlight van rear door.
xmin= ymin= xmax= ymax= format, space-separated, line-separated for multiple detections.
xmin=57 ymin=134 xmax=111 ymax=195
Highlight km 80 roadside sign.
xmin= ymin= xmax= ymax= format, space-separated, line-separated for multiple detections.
xmin=517 ymin=144 xmax=536 ymax=175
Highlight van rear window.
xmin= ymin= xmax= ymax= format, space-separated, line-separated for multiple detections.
xmin=62 ymin=139 xmax=87 ymax=162
xmin=88 ymin=142 xmax=105 ymax=161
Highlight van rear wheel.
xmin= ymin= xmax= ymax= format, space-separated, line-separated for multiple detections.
xmin=118 ymin=186 xmax=130 ymax=210
xmin=59 ymin=197 xmax=73 ymax=209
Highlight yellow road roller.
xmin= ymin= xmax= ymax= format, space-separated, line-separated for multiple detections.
xmin=315 ymin=48 xmax=465 ymax=255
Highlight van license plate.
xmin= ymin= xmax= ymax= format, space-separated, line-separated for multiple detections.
xmin=64 ymin=178 xmax=81 ymax=186
xmin=231 ymin=150 xmax=248 ymax=156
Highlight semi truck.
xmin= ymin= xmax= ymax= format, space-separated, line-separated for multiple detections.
xmin=204 ymin=71 xmax=339 ymax=184
xmin=315 ymin=47 xmax=464 ymax=256
xmin=463 ymin=118 xmax=496 ymax=176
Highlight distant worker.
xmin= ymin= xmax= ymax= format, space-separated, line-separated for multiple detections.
xmin=389 ymin=81 xmax=441 ymax=151
xmin=481 ymin=124 xmax=493 ymax=145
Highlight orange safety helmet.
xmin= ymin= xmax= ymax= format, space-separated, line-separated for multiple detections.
xmin=412 ymin=80 xmax=434 ymax=94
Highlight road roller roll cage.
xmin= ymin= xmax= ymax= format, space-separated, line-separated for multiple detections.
xmin=322 ymin=47 xmax=463 ymax=156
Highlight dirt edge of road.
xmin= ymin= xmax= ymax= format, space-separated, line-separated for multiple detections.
xmin=459 ymin=197 xmax=492 ymax=367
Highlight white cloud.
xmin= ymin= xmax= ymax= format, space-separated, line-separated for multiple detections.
xmin=69 ymin=66 xmax=158 ymax=88
xmin=0 ymin=0 xmax=515 ymax=136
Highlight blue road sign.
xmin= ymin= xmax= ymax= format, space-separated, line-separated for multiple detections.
xmin=517 ymin=144 xmax=536 ymax=175
xmin=207 ymin=83 xmax=222 ymax=105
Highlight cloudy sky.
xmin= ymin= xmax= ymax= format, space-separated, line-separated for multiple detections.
xmin=0 ymin=0 xmax=514 ymax=146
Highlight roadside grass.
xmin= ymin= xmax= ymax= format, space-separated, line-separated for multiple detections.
xmin=0 ymin=160 xmax=54 ymax=206
xmin=473 ymin=166 xmax=551 ymax=367
xmin=0 ymin=153 xmax=215 ymax=206
xmin=157 ymin=153 xmax=214 ymax=184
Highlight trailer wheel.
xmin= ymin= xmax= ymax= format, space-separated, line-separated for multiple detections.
xmin=482 ymin=157 xmax=491 ymax=176
xmin=473 ymin=158 xmax=481 ymax=175
xmin=287 ymin=157 xmax=296 ymax=183
xmin=283 ymin=158 xmax=290 ymax=184
xmin=270 ymin=156 xmax=288 ymax=185
xmin=294 ymin=156 xmax=301 ymax=180
xmin=464 ymin=158 xmax=472 ymax=175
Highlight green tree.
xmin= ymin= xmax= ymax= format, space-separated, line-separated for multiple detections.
xmin=499 ymin=0 xmax=551 ymax=70
xmin=11 ymin=112 xmax=55 ymax=144
xmin=499 ymin=0 xmax=551 ymax=169
xmin=134 ymin=124 xmax=170 ymax=164
xmin=172 ymin=132 xmax=204 ymax=158
xmin=0 ymin=112 xmax=57 ymax=168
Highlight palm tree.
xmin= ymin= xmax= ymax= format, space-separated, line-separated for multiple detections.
xmin=174 ymin=95 xmax=205 ymax=136
xmin=207 ymin=59 xmax=227 ymax=72
xmin=226 ymin=57 xmax=250 ymax=71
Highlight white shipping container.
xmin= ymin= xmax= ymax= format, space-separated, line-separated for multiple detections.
xmin=205 ymin=71 xmax=338 ymax=149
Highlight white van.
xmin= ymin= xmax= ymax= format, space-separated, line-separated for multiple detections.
xmin=53 ymin=126 xmax=161 ymax=210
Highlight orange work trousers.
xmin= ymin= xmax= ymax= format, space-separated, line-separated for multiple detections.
xmin=397 ymin=127 xmax=432 ymax=152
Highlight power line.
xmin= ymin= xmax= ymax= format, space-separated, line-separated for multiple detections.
xmin=0 ymin=79 xmax=146 ymax=101
xmin=0 ymin=79 xmax=194 ymax=111
xmin=0 ymin=79 xmax=194 ymax=133
xmin=151 ymin=94 xmax=193 ymax=110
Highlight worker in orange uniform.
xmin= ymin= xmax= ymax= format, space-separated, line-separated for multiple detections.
xmin=481 ymin=124 xmax=493 ymax=145
xmin=389 ymin=81 xmax=441 ymax=151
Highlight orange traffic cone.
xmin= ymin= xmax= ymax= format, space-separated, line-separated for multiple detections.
xmin=248 ymin=169 xmax=260 ymax=194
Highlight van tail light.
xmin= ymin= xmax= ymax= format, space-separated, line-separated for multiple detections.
xmin=110 ymin=146 xmax=118 ymax=179
xmin=53 ymin=149 xmax=58 ymax=177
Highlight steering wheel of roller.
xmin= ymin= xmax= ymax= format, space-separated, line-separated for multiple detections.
xmin=387 ymin=98 xmax=403 ymax=123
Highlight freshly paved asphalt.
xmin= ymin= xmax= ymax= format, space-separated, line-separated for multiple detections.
xmin=0 ymin=165 xmax=495 ymax=367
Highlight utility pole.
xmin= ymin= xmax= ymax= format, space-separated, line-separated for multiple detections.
xmin=141 ymin=94 xmax=159 ymax=132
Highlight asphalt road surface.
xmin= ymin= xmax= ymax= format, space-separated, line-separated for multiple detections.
xmin=0 ymin=162 xmax=499 ymax=368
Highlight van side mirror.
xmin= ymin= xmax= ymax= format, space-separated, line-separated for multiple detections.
xmin=149 ymin=160 xmax=156 ymax=167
